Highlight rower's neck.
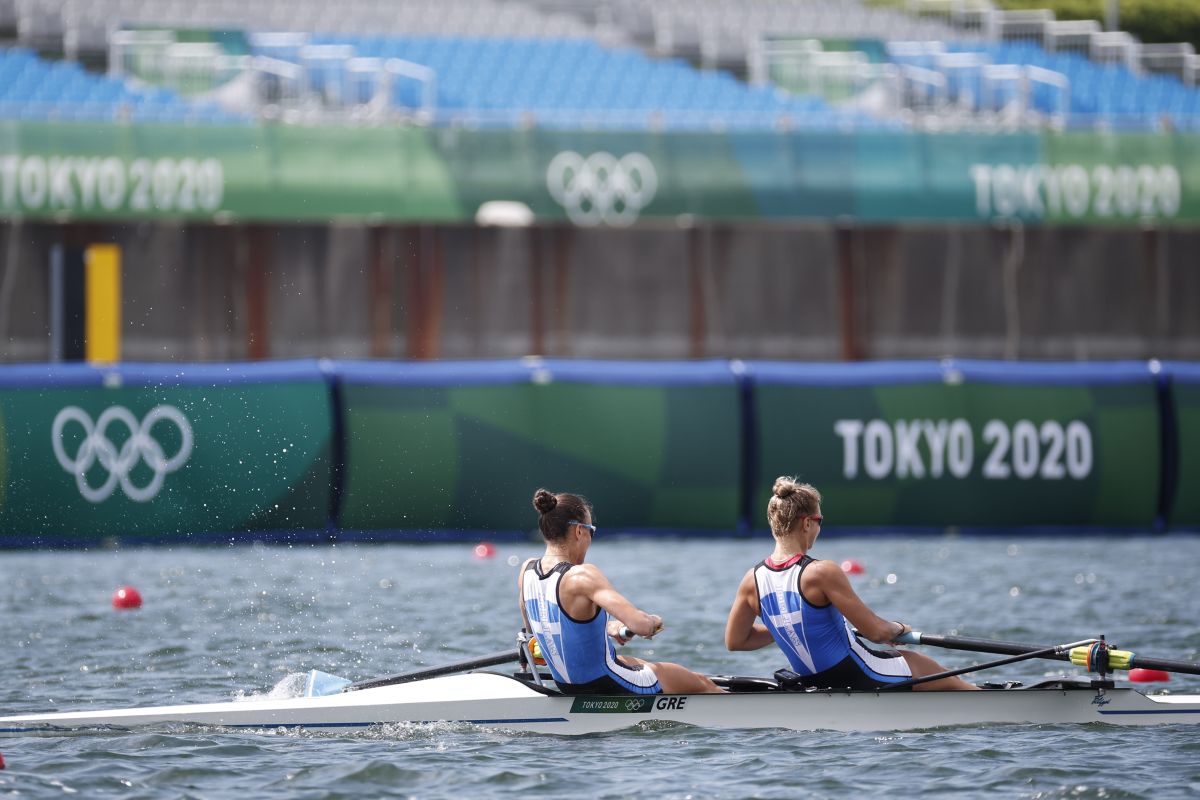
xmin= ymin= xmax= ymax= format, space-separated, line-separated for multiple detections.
xmin=771 ymin=534 xmax=807 ymax=563
xmin=542 ymin=547 xmax=582 ymax=566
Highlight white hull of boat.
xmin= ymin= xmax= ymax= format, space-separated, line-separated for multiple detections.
xmin=3 ymin=673 xmax=1199 ymax=736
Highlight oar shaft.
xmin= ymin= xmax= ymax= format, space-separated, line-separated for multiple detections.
xmin=1127 ymin=655 xmax=1200 ymax=677
xmin=902 ymin=632 xmax=1200 ymax=676
xmin=881 ymin=644 xmax=1067 ymax=690
xmin=347 ymin=649 xmax=520 ymax=692
xmin=903 ymin=633 xmax=1066 ymax=659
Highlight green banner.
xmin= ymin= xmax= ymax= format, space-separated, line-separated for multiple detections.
xmin=338 ymin=363 xmax=741 ymax=534
xmin=0 ymin=373 xmax=332 ymax=546
xmin=1006 ymin=132 xmax=1199 ymax=224
xmin=751 ymin=365 xmax=1160 ymax=528
xmin=0 ymin=123 xmax=462 ymax=222
xmin=2 ymin=121 xmax=1198 ymax=225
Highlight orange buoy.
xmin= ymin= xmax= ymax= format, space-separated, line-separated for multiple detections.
xmin=1128 ymin=668 xmax=1170 ymax=683
xmin=473 ymin=542 xmax=496 ymax=559
xmin=112 ymin=586 xmax=143 ymax=610
xmin=840 ymin=559 xmax=865 ymax=575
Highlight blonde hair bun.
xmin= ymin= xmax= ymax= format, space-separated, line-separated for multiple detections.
xmin=772 ymin=477 xmax=798 ymax=499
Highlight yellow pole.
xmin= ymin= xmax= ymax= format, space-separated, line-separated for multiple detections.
xmin=85 ymin=244 xmax=121 ymax=364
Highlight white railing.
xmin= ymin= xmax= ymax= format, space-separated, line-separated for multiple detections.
xmin=108 ymin=29 xmax=439 ymax=121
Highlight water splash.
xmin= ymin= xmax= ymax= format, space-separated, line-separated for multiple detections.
xmin=232 ymin=672 xmax=308 ymax=702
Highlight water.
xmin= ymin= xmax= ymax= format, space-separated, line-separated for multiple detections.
xmin=2 ymin=535 xmax=1198 ymax=799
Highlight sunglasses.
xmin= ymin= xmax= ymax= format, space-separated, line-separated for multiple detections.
xmin=570 ymin=520 xmax=597 ymax=537
xmin=804 ymin=515 xmax=824 ymax=525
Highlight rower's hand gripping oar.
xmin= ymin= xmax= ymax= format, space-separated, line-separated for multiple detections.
xmin=897 ymin=631 xmax=1200 ymax=677
xmin=613 ymin=621 xmax=661 ymax=644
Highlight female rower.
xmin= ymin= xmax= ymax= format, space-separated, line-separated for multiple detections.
xmin=520 ymin=488 xmax=723 ymax=695
xmin=725 ymin=477 xmax=977 ymax=691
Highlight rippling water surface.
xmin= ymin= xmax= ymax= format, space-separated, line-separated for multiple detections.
xmin=2 ymin=535 xmax=1198 ymax=799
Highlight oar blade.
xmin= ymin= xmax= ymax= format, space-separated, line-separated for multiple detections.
xmin=305 ymin=670 xmax=353 ymax=697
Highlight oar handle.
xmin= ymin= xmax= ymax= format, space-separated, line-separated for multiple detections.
xmin=616 ymin=618 xmax=664 ymax=641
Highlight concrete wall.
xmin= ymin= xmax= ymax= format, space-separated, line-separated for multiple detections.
xmin=0 ymin=220 xmax=1197 ymax=362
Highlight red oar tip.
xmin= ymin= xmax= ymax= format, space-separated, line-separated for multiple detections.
xmin=1128 ymin=668 xmax=1170 ymax=683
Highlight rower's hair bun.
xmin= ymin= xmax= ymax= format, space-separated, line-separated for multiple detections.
xmin=773 ymin=477 xmax=797 ymax=499
xmin=533 ymin=488 xmax=558 ymax=514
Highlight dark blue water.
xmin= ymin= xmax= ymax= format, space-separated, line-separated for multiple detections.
xmin=2 ymin=536 xmax=1198 ymax=798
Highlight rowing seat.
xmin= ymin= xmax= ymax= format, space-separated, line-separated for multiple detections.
xmin=710 ymin=675 xmax=780 ymax=693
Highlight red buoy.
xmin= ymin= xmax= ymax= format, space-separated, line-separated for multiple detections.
xmin=0 ymin=751 xmax=6 ymax=769
xmin=1128 ymin=668 xmax=1170 ymax=683
xmin=112 ymin=585 xmax=143 ymax=610
xmin=473 ymin=542 xmax=496 ymax=559
xmin=840 ymin=559 xmax=865 ymax=575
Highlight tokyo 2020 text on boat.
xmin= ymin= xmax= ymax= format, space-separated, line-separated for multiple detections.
xmin=3 ymin=631 xmax=1198 ymax=736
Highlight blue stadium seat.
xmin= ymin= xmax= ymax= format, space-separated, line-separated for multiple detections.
xmin=0 ymin=45 xmax=253 ymax=125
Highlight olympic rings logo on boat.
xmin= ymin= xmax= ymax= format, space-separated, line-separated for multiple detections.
xmin=546 ymin=151 xmax=658 ymax=227
xmin=52 ymin=405 xmax=194 ymax=503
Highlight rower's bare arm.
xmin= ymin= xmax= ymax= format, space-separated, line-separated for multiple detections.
xmin=811 ymin=560 xmax=900 ymax=644
xmin=573 ymin=565 xmax=663 ymax=637
xmin=725 ymin=570 xmax=773 ymax=651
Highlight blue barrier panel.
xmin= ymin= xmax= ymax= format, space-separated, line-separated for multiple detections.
xmin=1161 ymin=362 xmax=1200 ymax=530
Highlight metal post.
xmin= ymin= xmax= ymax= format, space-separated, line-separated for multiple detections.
xmin=49 ymin=242 xmax=63 ymax=362
xmin=836 ymin=225 xmax=861 ymax=361
xmin=529 ymin=227 xmax=544 ymax=357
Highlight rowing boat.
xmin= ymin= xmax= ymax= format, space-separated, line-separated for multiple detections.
xmin=3 ymin=672 xmax=1199 ymax=736
xmin=3 ymin=632 xmax=1197 ymax=736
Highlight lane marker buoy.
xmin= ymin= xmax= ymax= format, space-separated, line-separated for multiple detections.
xmin=112 ymin=586 xmax=143 ymax=610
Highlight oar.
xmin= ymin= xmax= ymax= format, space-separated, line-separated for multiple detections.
xmin=344 ymin=648 xmax=523 ymax=692
xmin=879 ymin=638 xmax=1098 ymax=691
xmin=898 ymin=631 xmax=1200 ymax=676
xmin=320 ymin=625 xmax=651 ymax=697
xmin=305 ymin=646 xmax=527 ymax=697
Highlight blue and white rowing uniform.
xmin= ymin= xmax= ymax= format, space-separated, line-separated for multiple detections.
xmin=754 ymin=554 xmax=912 ymax=690
xmin=521 ymin=559 xmax=661 ymax=695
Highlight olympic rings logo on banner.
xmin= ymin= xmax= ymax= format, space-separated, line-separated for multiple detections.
xmin=51 ymin=405 xmax=194 ymax=503
xmin=546 ymin=151 xmax=658 ymax=227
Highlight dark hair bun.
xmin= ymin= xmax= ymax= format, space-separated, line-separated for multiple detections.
xmin=773 ymin=477 xmax=797 ymax=499
xmin=533 ymin=489 xmax=558 ymax=514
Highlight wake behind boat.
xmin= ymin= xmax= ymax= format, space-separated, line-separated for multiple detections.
xmin=4 ymin=631 xmax=1200 ymax=736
